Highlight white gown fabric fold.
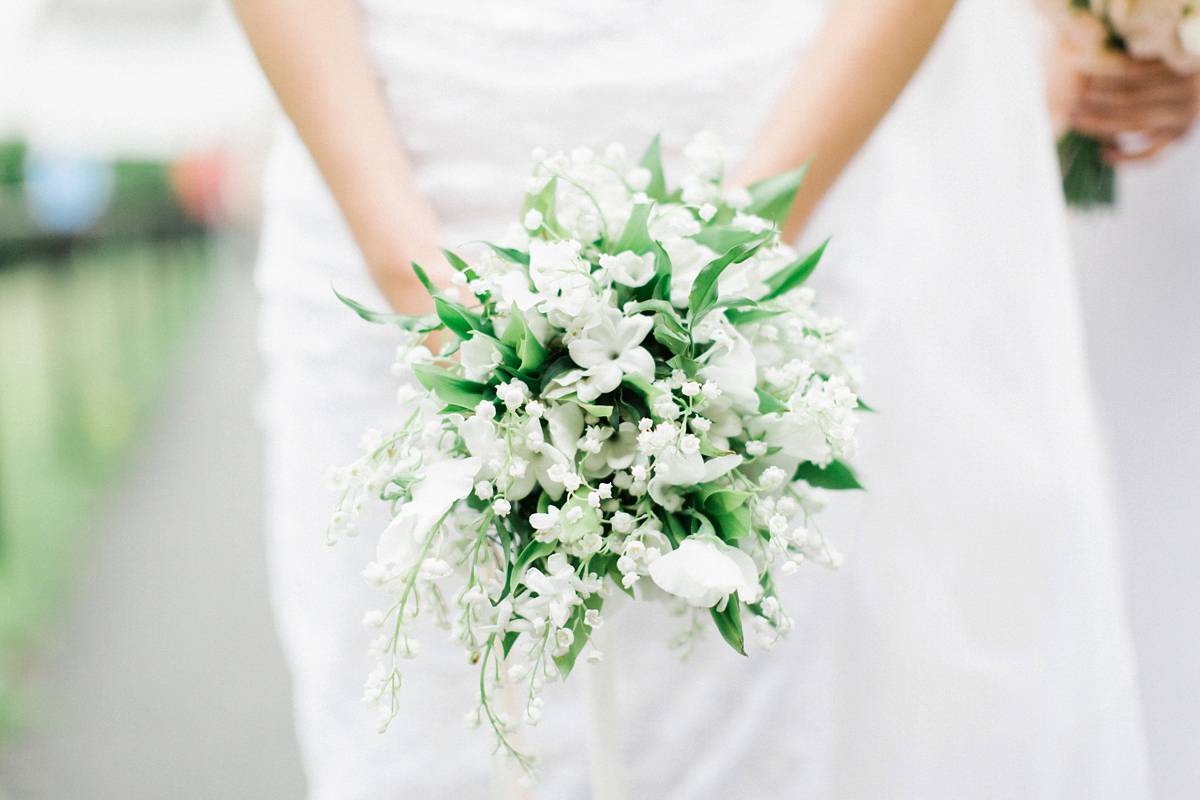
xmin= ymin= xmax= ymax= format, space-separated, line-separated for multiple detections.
xmin=254 ymin=0 xmax=1152 ymax=797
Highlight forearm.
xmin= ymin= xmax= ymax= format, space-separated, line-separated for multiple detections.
xmin=737 ymin=0 xmax=958 ymax=239
xmin=231 ymin=0 xmax=446 ymax=311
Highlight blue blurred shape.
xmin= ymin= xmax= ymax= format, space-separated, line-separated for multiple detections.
xmin=24 ymin=153 xmax=114 ymax=235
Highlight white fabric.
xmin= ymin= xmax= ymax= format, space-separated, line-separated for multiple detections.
xmin=255 ymin=0 xmax=1152 ymax=797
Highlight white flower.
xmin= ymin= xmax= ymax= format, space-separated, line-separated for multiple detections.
xmin=524 ymin=209 xmax=544 ymax=231
xmin=647 ymin=535 xmax=763 ymax=607
xmin=460 ymin=333 xmax=503 ymax=381
xmin=723 ymin=185 xmax=752 ymax=210
xmin=599 ymin=250 xmax=656 ymax=287
xmin=492 ymin=498 xmax=512 ymax=516
xmin=626 ymin=166 xmax=652 ymax=191
xmin=566 ymin=311 xmax=655 ymax=398
xmin=683 ymin=131 xmax=725 ymax=181
xmin=496 ymin=379 xmax=531 ymax=410
xmin=698 ymin=332 xmax=759 ymax=413
xmin=377 ymin=457 xmax=482 ymax=570
xmin=521 ymin=553 xmax=583 ymax=628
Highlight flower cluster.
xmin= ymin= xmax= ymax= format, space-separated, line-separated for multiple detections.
xmin=328 ymin=134 xmax=863 ymax=776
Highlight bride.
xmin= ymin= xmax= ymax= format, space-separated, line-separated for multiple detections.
xmin=233 ymin=0 xmax=1152 ymax=797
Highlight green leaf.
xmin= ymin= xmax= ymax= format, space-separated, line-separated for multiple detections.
xmin=409 ymin=261 xmax=438 ymax=296
xmin=745 ymin=160 xmax=809 ymax=227
xmin=856 ymin=398 xmax=876 ymax=413
xmin=692 ymin=226 xmax=763 ymax=256
xmin=662 ymin=513 xmax=687 ymax=547
xmin=614 ymin=202 xmax=655 ymax=254
xmin=793 ymin=459 xmax=864 ymax=490
xmin=710 ymin=594 xmax=747 ymax=656
xmin=714 ymin=505 xmax=752 ymax=542
xmin=726 ymin=307 xmax=787 ymax=327
xmin=653 ymin=324 xmax=690 ymax=355
xmin=501 ymin=630 xmax=521 ymax=659
xmin=519 ymin=331 xmax=546 ymax=372
xmin=578 ymin=402 xmax=613 ymax=419
xmin=439 ymin=247 xmax=472 ymax=275
xmin=433 ymin=297 xmax=483 ymax=341
xmin=501 ymin=311 xmax=546 ymax=372
xmin=333 ymin=287 xmax=441 ymax=331
xmin=687 ymin=247 xmax=741 ymax=316
xmin=755 ymin=387 xmax=789 ymax=414
xmin=700 ymin=488 xmax=753 ymax=516
xmin=762 ymin=238 xmax=829 ymax=301
xmin=522 ymin=175 xmax=559 ymax=232
xmin=411 ymin=364 xmax=488 ymax=410
xmin=486 ymin=243 xmax=531 ymax=266
xmin=620 ymin=373 xmax=661 ymax=401
xmin=639 ymin=133 xmax=668 ymax=202
xmin=552 ymin=594 xmax=604 ymax=679
xmin=499 ymin=305 xmax=527 ymax=349
xmin=512 ymin=539 xmax=557 ymax=585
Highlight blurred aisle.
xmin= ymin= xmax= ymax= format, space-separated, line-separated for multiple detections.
xmin=0 ymin=240 xmax=305 ymax=799
xmin=1072 ymin=132 xmax=1200 ymax=800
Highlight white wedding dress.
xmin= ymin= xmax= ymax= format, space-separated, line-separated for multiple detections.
xmin=254 ymin=1 xmax=1152 ymax=798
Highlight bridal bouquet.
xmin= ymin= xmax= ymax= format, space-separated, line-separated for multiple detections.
xmin=327 ymin=134 xmax=862 ymax=774
xmin=1038 ymin=0 xmax=1200 ymax=207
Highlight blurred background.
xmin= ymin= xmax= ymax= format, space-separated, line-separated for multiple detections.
xmin=0 ymin=1 xmax=1195 ymax=798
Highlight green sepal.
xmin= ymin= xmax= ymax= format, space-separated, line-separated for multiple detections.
xmin=762 ymin=238 xmax=829 ymax=301
xmin=710 ymin=593 xmax=747 ymax=656
xmin=638 ymin=134 xmax=668 ymax=202
xmin=412 ymin=364 xmax=488 ymax=410
xmin=745 ymin=160 xmax=809 ymax=227
xmin=793 ymin=459 xmax=864 ymax=490
xmin=755 ymin=387 xmax=789 ymax=414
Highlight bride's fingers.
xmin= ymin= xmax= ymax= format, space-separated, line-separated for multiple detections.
xmin=1071 ymin=83 xmax=1199 ymax=138
xmin=1102 ymin=127 xmax=1191 ymax=163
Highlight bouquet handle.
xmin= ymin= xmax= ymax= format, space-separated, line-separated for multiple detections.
xmin=582 ymin=622 xmax=626 ymax=800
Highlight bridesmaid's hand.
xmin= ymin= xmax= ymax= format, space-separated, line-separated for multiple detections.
xmin=1048 ymin=44 xmax=1200 ymax=163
